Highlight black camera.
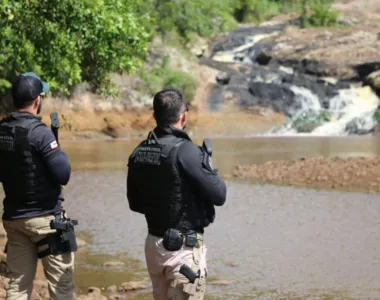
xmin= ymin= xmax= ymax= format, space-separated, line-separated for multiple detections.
xmin=50 ymin=218 xmax=78 ymax=231
xmin=49 ymin=215 xmax=78 ymax=254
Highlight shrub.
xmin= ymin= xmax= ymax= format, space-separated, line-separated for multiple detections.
xmin=140 ymin=58 xmax=198 ymax=104
xmin=308 ymin=0 xmax=339 ymax=27
xmin=0 ymin=0 xmax=152 ymax=96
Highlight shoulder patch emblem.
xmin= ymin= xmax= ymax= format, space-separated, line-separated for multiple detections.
xmin=50 ymin=140 xmax=58 ymax=150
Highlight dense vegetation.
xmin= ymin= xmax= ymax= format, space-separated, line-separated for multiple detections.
xmin=0 ymin=0 xmax=338 ymax=99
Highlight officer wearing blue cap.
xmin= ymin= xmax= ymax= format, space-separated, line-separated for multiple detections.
xmin=0 ymin=73 xmax=75 ymax=299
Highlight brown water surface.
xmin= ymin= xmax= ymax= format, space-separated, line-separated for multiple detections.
xmin=2 ymin=136 xmax=380 ymax=299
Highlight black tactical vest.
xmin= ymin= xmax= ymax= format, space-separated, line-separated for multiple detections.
xmin=0 ymin=114 xmax=61 ymax=219
xmin=128 ymin=130 xmax=206 ymax=235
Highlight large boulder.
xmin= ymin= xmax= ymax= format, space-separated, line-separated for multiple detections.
xmin=365 ymin=70 xmax=380 ymax=93
xmin=118 ymin=281 xmax=148 ymax=292
xmin=102 ymin=261 xmax=125 ymax=269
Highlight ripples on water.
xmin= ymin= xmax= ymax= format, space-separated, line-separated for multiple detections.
xmin=61 ymin=171 xmax=380 ymax=299
xmin=2 ymin=137 xmax=380 ymax=299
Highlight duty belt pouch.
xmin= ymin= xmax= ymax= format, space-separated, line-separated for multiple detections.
xmin=163 ymin=228 xmax=183 ymax=251
xmin=48 ymin=230 xmax=77 ymax=255
xmin=38 ymin=230 xmax=78 ymax=258
xmin=185 ymin=232 xmax=197 ymax=247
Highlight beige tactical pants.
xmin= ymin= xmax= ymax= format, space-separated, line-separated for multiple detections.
xmin=3 ymin=215 xmax=75 ymax=300
xmin=145 ymin=233 xmax=207 ymax=300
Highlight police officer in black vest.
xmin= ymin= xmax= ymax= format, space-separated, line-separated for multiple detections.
xmin=0 ymin=73 xmax=75 ymax=300
xmin=127 ymin=88 xmax=227 ymax=299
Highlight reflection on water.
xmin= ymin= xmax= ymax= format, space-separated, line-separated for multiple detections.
xmin=1 ymin=136 xmax=380 ymax=299
xmin=62 ymin=172 xmax=380 ymax=299
xmin=64 ymin=136 xmax=380 ymax=175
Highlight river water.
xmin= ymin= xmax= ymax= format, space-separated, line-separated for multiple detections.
xmin=2 ymin=136 xmax=380 ymax=299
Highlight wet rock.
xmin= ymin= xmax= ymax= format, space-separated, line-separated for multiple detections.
xmin=211 ymin=26 xmax=284 ymax=54
xmin=102 ymin=261 xmax=125 ymax=269
xmin=354 ymin=61 xmax=380 ymax=81
xmin=248 ymin=81 xmax=300 ymax=116
xmin=225 ymin=85 xmax=256 ymax=107
xmin=208 ymin=280 xmax=232 ymax=285
xmin=234 ymin=52 xmax=245 ymax=61
xmin=365 ymin=70 xmax=380 ymax=93
xmin=255 ymin=51 xmax=272 ymax=65
xmin=229 ymin=73 xmax=249 ymax=86
xmin=277 ymin=59 xmax=333 ymax=77
xmin=76 ymin=287 xmax=107 ymax=300
xmin=345 ymin=117 xmax=375 ymax=135
xmin=105 ymin=285 xmax=118 ymax=294
xmin=107 ymin=295 xmax=127 ymax=300
xmin=118 ymin=281 xmax=148 ymax=292
xmin=216 ymin=72 xmax=230 ymax=85
xmin=89 ymin=287 xmax=101 ymax=293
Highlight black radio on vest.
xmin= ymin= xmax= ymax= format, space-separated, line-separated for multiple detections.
xmin=50 ymin=112 xmax=59 ymax=145
xmin=201 ymin=139 xmax=216 ymax=226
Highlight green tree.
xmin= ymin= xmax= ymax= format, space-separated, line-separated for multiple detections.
xmin=0 ymin=0 xmax=152 ymax=96
xmin=147 ymin=0 xmax=237 ymax=42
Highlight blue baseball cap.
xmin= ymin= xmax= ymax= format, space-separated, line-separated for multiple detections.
xmin=22 ymin=72 xmax=49 ymax=93
xmin=12 ymin=72 xmax=50 ymax=104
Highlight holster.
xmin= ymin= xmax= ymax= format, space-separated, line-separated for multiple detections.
xmin=163 ymin=229 xmax=183 ymax=251
xmin=36 ymin=229 xmax=78 ymax=258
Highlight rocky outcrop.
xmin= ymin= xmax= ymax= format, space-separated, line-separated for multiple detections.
xmin=118 ymin=281 xmax=148 ymax=292
xmin=233 ymin=156 xmax=380 ymax=193
xmin=205 ymin=15 xmax=380 ymax=136
xmin=365 ymin=70 xmax=380 ymax=94
xmin=77 ymin=287 xmax=107 ymax=300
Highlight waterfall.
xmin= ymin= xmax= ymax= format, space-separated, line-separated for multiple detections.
xmin=271 ymin=86 xmax=379 ymax=136
xmin=209 ymin=25 xmax=380 ymax=136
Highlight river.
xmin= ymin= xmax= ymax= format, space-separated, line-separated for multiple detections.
xmin=3 ymin=136 xmax=373 ymax=299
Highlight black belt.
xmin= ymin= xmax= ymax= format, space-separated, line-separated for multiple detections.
xmin=148 ymin=229 xmax=202 ymax=238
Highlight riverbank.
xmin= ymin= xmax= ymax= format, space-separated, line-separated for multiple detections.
xmin=233 ymin=156 xmax=380 ymax=193
xmin=34 ymin=108 xmax=285 ymax=140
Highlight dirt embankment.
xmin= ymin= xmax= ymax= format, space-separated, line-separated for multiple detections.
xmin=33 ymin=106 xmax=284 ymax=140
xmin=233 ymin=156 xmax=380 ymax=193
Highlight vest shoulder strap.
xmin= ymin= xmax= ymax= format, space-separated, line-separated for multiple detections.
xmin=161 ymin=136 xmax=186 ymax=158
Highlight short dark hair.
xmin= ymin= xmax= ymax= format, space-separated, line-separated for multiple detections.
xmin=153 ymin=89 xmax=186 ymax=125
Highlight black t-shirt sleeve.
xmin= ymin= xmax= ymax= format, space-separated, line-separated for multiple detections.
xmin=29 ymin=125 xmax=71 ymax=185
xmin=177 ymin=141 xmax=227 ymax=206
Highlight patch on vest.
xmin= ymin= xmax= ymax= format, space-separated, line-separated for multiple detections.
xmin=0 ymin=134 xmax=15 ymax=152
xmin=134 ymin=146 xmax=162 ymax=165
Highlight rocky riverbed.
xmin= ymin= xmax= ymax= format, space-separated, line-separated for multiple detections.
xmin=198 ymin=0 xmax=380 ymax=136
xmin=0 ymin=225 xmax=152 ymax=300
xmin=233 ymin=156 xmax=380 ymax=194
